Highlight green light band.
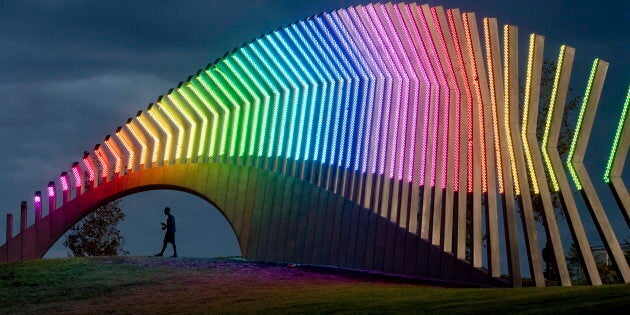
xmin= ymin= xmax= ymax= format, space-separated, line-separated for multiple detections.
xmin=603 ymin=85 xmax=630 ymax=182
xmin=567 ymin=58 xmax=599 ymax=190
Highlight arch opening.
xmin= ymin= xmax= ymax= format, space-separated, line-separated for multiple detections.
xmin=43 ymin=187 xmax=242 ymax=259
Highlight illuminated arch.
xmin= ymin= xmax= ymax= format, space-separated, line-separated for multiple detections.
xmin=2 ymin=3 xmax=628 ymax=287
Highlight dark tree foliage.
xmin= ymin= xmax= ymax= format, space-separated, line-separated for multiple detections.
xmin=565 ymin=238 xmax=630 ymax=284
xmin=63 ymin=199 xmax=128 ymax=257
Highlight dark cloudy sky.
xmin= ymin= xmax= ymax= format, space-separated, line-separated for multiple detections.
xmin=0 ymin=1 xmax=627 ymax=263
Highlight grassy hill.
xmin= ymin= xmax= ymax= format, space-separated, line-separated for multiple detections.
xmin=1 ymin=256 xmax=628 ymax=314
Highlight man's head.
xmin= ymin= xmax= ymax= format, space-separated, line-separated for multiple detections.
xmin=164 ymin=207 xmax=171 ymax=215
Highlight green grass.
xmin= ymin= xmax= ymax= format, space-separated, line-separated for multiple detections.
xmin=1 ymin=257 xmax=628 ymax=314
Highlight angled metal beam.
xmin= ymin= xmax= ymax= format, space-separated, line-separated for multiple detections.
xmin=542 ymin=46 xmax=601 ymax=285
xmin=462 ymin=11 xmax=489 ymax=270
xmin=568 ymin=59 xmax=630 ymax=283
xmin=432 ymin=6 xmax=460 ymax=254
xmin=482 ymin=17 xmax=504 ymax=279
xmin=522 ymin=34 xmax=571 ymax=286
xmin=505 ymin=25 xmax=545 ymax=287
xmin=421 ymin=3 xmax=450 ymax=251
xmin=474 ymin=16 xmax=501 ymax=282
xmin=446 ymin=8 xmax=472 ymax=261
xmin=408 ymin=2 xmax=439 ymax=242
xmin=484 ymin=17 xmax=521 ymax=286
xmin=604 ymin=86 xmax=630 ymax=226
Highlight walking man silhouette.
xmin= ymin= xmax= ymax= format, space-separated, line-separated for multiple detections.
xmin=155 ymin=207 xmax=178 ymax=257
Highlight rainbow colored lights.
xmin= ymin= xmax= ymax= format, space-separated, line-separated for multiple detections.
xmin=33 ymin=3 xmax=623 ymax=238
xmin=5 ymin=2 xmax=630 ymax=289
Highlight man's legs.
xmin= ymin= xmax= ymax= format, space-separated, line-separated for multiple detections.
xmin=155 ymin=240 xmax=168 ymax=256
xmin=172 ymin=242 xmax=177 ymax=257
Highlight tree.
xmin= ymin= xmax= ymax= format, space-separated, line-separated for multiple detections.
xmin=63 ymin=199 xmax=128 ymax=257
xmin=566 ymin=238 xmax=630 ymax=284
xmin=565 ymin=241 xmax=586 ymax=284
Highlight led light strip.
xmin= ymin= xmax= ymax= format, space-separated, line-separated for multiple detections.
xmin=116 ymin=127 xmax=135 ymax=170
xmin=241 ymin=46 xmax=281 ymax=159
xmin=367 ymin=6 xmax=404 ymax=179
xmin=310 ymin=17 xmax=348 ymax=168
xmin=104 ymin=135 xmax=123 ymax=174
xmin=178 ymin=86 xmax=209 ymax=159
xmin=381 ymin=5 xmax=413 ymax=181
xmin=215 ymin=61 xmax=247 ymax=156
xmin=126 ymin=119 xmax=148 ymax=167
xmin=213 ymin=62 xmax=250 ymax=159
xmin=323 ymin=13 xmax=360 ymax=171
xmin=502 ymin=25 xmax=520 ymax=195
xmin=417 ymin=4 xmax=449 ymax=188
xmin=219 ymin=55 xmax=260 ymax=156
xmin=252 ymin=40 xmax=292 ymax=160
xmin=293 ymin=22 xmax=334 ymax=164
xmin=567 ymin=59 xmax=599 ymax=190
xmin=447 ymin=9 xmax=474 ymax=193
xmin=47 ymin=183 xmax=55 ymax=198
xmin=197 ymin=71 xmax=232 ymax=157
xmin=541 ymin=46 xmax=566 ymax=192
xmin=147 ymin=104 xmax=174 ymax=163
xmin=269 ymin=31 xmax=311 ymax=162
xmin=187 ymin=81 xmax=220 ymax=158
xmin=338 ymin=9 xmax=382 ymax=175
xmin=71 ymin=162 xmax=82 ymax=189
xmin=167 ymin=92 xmax=198 ymax=161
xmin=349 ymin=6 xmax=389 ymax=175
xmin=59 ymin=172 xmax=70 ymax=191
xmin=94 ymin=144 xmax=110 ymax=179
xmin=405 ymin=3 xmax=436 ymax=186
xmin=604 ymin=86 xmax=630 ymax=182
xmin=463 ymin=13 xmax=488 ymax=192
xmin=287 ymin=22 xmax=328 ymax=164
xmin=329 ymin=12 xmax=369 ymax=173
xmin=230 ymin=53 xmax=270 ymax=158
xmin=521 ymin=34 xmax=540 ymax=193
xmin=82 ymin=151 xmax=96 ymax=183
xmin=483 ymin=18 xmax=504 ymax=193
xmin=433 ymin=7 xmax=461 ymax=190
xmin=393 ymin=4 xmax=425 ymax=183
xmin=157 ymin=98 xmax=186 ymax=161
xmin=222 ymin=58 xmax=258 ymax=158
xmin=136 ymin=112 xmax=161 ymax=164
